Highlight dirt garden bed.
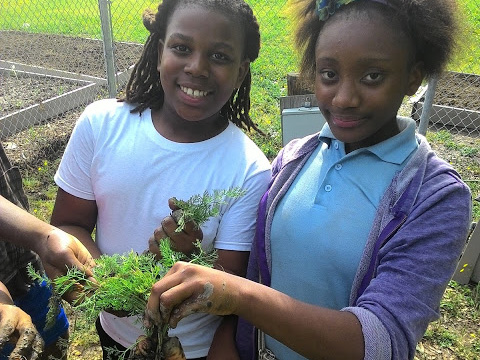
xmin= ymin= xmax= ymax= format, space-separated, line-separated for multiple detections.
xmin=0 ymin=31 xmax=143 ymax=170
xmin=412 ymin=71 xmax=480 ymax=132
xmin=434 ymin=71 xmax=480 ymax=111
xmin=0 ymin=75 xmax=81 ymax=117
xmin=0 ymin=30 xmax=143 ymax=77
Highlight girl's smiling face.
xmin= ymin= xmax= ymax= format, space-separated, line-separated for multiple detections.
xmin=314 ymin=14 xmax=423 ymax=152
xmin=157 ymin=5 xmax=249 ymax=124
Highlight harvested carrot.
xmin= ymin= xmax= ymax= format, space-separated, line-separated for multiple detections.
xmin=130 ymin=335 xmax=155 ymax=359
xmin=162 ymin=336 xmax=186 ymax=360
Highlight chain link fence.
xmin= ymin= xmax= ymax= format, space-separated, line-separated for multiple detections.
xmin=0 ymin=0 xmax=478 ymax=178
xmin=409 ymin=1 xmax=480 ymax=137
xmin=0 ymin=0 xmax=293 ymax=176
xmin=1 ymin=0 xmax=151 ymax=177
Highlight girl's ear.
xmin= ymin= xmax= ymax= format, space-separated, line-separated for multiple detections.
xmin=406 ymin=61 xmax=425 ymax=96
xmin=157 ymin=40 xmax=165 ymax=73
xmin=235 ymin=59 xmax=251 ymax=89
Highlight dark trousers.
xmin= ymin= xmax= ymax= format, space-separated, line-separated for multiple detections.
xmin=95 ymin=318 xmax=129 ymax=360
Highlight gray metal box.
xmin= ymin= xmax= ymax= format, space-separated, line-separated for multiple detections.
xmin=281 ymin=107 xmax=326 ymax=146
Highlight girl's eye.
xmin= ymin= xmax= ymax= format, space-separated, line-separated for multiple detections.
xmin=363 ymin=72 xmax=384 ymax=83
xmin=319 ymin=70 xmax=337 ymax=82
xmin=172 ymin=44 xmax=190 ymax=53
xmin=211 ymin=52 xmax=229 ymax=62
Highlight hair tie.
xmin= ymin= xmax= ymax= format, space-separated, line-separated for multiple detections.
xmin=316 ymin=0 xmax=396 ymax=21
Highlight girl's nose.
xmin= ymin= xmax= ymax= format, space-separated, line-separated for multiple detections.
xmin=185 ymin=54 xmax=209 ymax=78
xmin=331 ymin=79 xmax=360 ymax=108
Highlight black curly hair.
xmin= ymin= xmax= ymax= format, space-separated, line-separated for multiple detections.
xmin=294 ymin=0 xmax=459 ymax=88
xmin=119 ymin=0 xmax=261 ymax=133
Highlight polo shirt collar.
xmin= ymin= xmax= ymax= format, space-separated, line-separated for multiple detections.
xmin=318 ymin=117 xmax=418 ymax=164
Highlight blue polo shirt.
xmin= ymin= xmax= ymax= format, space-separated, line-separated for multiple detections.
xmin=267 ymin=118 xmax=418 ymax=359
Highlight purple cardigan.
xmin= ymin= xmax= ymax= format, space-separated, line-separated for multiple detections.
xmin=236 ymin=130 xmax=472 ymax=360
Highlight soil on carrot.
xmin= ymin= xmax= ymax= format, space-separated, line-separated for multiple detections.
xmin=1 ymin=31 xmax=480 ymax=360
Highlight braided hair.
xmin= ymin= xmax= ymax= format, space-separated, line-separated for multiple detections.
xmin=294 ymin=0 xmax=459 ymax=89
xmin=120 ymin=0 xmax=262 ymax=133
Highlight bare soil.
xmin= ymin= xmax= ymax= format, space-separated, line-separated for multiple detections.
xmin=0 ymin=30 xmax=143 ymax=77
xmin=1 ymin=31 xmax=479 ymax=360
xmin=0 ymin=76 xmax=81 ymax=117
xmin=434 ymin=71 xmax=480 ymax=111
xmin=0 ymin=31 xmax=142 ymax=171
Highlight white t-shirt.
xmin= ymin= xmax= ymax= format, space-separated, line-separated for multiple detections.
xmin=54 ymin=99 xmax=271 ymax=358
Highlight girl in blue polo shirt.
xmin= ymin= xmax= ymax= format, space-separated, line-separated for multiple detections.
xmin=144 ymin=1 xmax=472 ymax=359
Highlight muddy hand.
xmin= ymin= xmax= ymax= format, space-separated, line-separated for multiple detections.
xmin=146 ymin=262 xmax=238 ymax=329
xmin=148 ymin=198 xmax=203 ymax=259
xmin=0 ymin=304 xmax=44 ymax=360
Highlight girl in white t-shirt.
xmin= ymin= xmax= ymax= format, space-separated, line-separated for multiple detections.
xmin=51 ymin=1 xmax=271 ymax=359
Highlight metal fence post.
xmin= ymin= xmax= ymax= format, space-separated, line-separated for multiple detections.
xmin=453 ymin=222 xmax=480 ymax=284
xmin=98 ymin=0 xmax=117 ymax=98
xmin=418 ymin=75 xmax=438 ymax=136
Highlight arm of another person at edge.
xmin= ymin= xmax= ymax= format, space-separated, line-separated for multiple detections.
xmin=0 ymin=281 xmax=44 ymax=359
xmin=0 ymin=195 xmax=95 ymax=281
xmin=147 ymin=263 xmax=364 ymax=360
xmin=50 ymin=187 xmax=102 ymax=259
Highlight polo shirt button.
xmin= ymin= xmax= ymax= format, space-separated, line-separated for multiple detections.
xmin=325 ymin=185 xmax=332 ymax=192
xmin=334 ymin=142 xmax=339 ymax=149
xmin=335 ymin=163 xmax=342 ymax=170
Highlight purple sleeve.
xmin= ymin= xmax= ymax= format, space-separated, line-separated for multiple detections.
xmin=352 ymin=170 xmax=471 ymax=360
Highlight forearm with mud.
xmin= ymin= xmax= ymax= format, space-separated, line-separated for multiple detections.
xmin=230 ymin=276 xmax=365 ymax=360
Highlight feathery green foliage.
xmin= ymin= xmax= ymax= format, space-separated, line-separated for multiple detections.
xmin=28 ymin=251 xmax=164 ymax=324
xmin=172 ymin=187 xmax=246 ymax=232
xmin=29 ymin=188 xmax=245 ymax=328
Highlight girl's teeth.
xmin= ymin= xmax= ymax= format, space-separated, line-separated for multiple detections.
xmin=181 ymin=86 xmax=207 ymax=98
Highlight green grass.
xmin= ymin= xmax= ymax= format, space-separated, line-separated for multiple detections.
xmin=451 ymin=0 xmax=480 ymax=75
xmin=0 ymin=0 xmax=157 ymax=41
xmin=22 ymin=159 xmax=59 ymax=222
xmin=418 ymin=281 xmax=480 ymax=359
